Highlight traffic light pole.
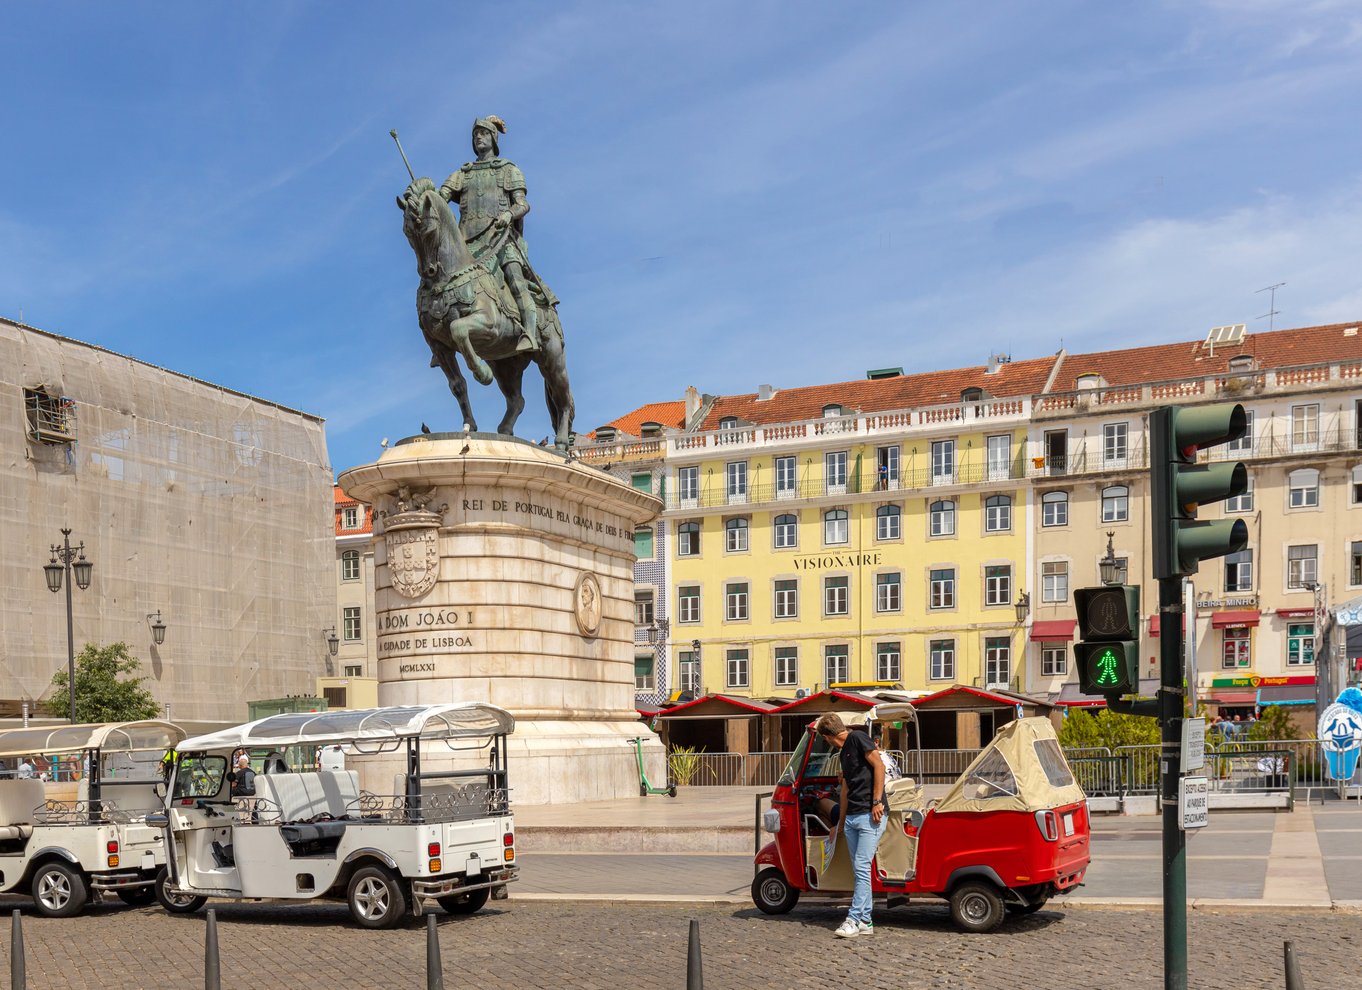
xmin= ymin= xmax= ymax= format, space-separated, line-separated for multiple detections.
xmin=1158 ymin=575 xmax=1187 ymax=990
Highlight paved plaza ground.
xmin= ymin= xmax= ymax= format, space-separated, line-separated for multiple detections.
xmin=1 ymin=899 xmax=1357 ymax=990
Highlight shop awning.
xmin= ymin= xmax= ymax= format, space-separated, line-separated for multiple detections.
xmin=1030 ymin=619 xmax=1076 ymax=642
xmin=1258 ymin=684 xmax=1317 ymax=706
xmin=1211 ymin=610 xmax=1261 ymax=629
xmin=1275 ymin=607 xmax=1315 ymax=619
xmin=1207 ymin=690 xmax=1256 ymax=705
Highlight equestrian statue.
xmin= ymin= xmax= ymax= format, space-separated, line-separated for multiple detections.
xmin=393 ymin=117 xmax=575 ymax=451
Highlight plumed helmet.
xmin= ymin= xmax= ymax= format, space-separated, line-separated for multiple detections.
xmin=471 ymin=115 xmax=507 ymax=155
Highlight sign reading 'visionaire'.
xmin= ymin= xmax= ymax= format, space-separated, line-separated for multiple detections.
xmin=793 ymin=552 xmax=883 ymax=571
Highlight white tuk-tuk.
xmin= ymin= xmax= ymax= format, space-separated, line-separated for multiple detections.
xmin=149 ymin=703 xmax=518 ymax=928
xmin=0 ymin=720 xmax=185 ymax=916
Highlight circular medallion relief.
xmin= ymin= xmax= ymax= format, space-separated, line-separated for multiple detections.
xmin=574 ymin=572 xmax=603 ymax=638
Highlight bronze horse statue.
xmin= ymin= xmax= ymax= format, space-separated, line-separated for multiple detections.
xmin=398 ymin=177 xmax=575 ymax=450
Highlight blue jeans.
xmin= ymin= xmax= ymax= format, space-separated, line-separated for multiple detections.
xmin=842 ymin=811 xmax=886 ymax=924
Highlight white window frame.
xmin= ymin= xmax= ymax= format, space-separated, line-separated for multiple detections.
xmin=678 ymin=466 xmax=699 ymax=505
xmin=825 ymin=451 xmax=848 ymax=495
xmin=1291 ymin=404 xmax=1320 ymax=452
xmin=725 ymin=461 xmax=748 ymax=503
xmin=1041 ymin=644 xmax=1067 ymax=677
xmin=877 ymin=445 xmax=900 ymax=489
xmin=1226 ymin=474 xmax=1253 ymax=513
xmin=341 ymin=549 xmax=361 ymax=582
xmin=984 ymin=565 xmax=1011 ymax=607
xmin=876 ymin=504 xmax=901 ymax=541
xmin=876 ymin=642 xmax=901 ymax=683
xmin=677 ymin=586 xmax=700 ymax=623
xmin=986 ymin=435 xmax=1011 ymax=482
xmin=1103 ymin=422 xmax=1128 ymax=469
xmin=677 ymin=521 xmax=700 ymax=557
xmin=725 ymin=517 xmax=750 ymax=552
xmin=341 ymin=506 xmax=359 ymax=530
xmin=1224 ymin=550 xmax=1253 ymax=593
xmin=984 ymin=637 xmax=1011 ymax=688
xmin=775 ymin=456 xmax=797 ymax=498
xmin=634 ymin=654 xmax=655 ymax=691
xmin=774 ymin=647 xmax=798 ymax=687
xmin=876 ymin=572 xmax=902 ymax=613
xmin=984 ymin=494 xmax=1011 ymax=533
xmin=634 ymin=590 xmax=655 ymax=626
xmin=342 ymin=606 xmax=362 ymax=641
xmin=929 ymin=568 xmax=955 ymax=609
xmin=824 ymin=575 xmax=849 ymax=616
xmin=774 ymin=579 xmax=799 ymax=619
xmin=929 ymin=640 xmax=955 ymax=680
xmin=773 ymin=513 xmax=798 ymax=549
xmin=1101 ymin=485 xmax=1129 ymax=523
xmin=930 ymin=439 xmax=955 ymax=486
xmin=1287 ymin=545 xmax=1318 ymax=589
xmin=824 ymin=646 xmax=849 ymax=687
xmin=726 ymin=649 xmax=750 ymax=688
xmin=823 ymin=509 xmax=849 ymax=546
xmin=725 ymin=582 xmax=749 ymax=621
xmin=1288 ymin=469 xmax=1319 ymax=509
xmin=1042 ymin=560 xmax=1069 ymax=603
xmin=1042 ymin=491 xmax=1068 ymax=527
xmin=929 ymin=499 xmax=956 ymax=537
xmin=1226 ymin=411 xmax=1254 ymax=454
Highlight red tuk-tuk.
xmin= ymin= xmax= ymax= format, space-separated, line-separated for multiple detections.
xmin=752 ymin=705 xmax=1089 ymax=932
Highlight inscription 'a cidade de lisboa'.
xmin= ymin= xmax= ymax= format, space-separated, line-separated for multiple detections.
xmin=378 ymin=608 xmax=473 ymax=659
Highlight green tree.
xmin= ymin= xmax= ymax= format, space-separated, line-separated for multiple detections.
xmin=1246 ymin=704 xmax=1302 ymax=742
xmin=43 ymin=642 xmax=161 ymax=723
xmin=1058 ymin=707 xmax=1160 ymax=750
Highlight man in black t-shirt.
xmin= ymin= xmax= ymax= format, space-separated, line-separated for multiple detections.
xmin=815 ymin=713 xmax=886 ymax=938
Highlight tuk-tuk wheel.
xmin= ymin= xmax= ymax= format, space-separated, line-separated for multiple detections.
xmin=439 ymin=886 xmax=490 ymax=915
xmin=116 ymin=886 xmax=157 ymax=907
xmin=155 ymin=867 xmax=206 ymax=914
xmin=751 ymin=868 xmax=800 ymax=915
xmin=949 ymin=880 xmax=1005 ymax=934
xmin=347 ymin=865 xmax=409 ymax=929
xmin=31 ymin=861 xmax=88 ymax=918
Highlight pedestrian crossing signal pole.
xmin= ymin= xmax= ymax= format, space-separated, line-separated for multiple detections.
xmin=1150 ymin=402 xmax=1249 ymax=990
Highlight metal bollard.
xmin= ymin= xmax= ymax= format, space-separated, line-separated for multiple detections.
xmin=1284 ymin=940 xmax=1305 ymax=990
xmin=686 ymin=919 xmax=702 ymax=990
xmin=11 ymin=909 xmax=25 ymax=990
xmin=426 ymin=914 xmax=445 ymax=990
xmin=204 ymin=908 xmax=221 ymax=990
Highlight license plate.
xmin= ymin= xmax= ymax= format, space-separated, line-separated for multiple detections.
xmin=466 ymin=855 xmax=482 ymax=877
xmin=1062 ymin=812 xmax=1075 ymax=837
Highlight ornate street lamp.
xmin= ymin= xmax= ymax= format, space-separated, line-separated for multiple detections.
xmin=1013 ymin=591 xmax=1030 ymax=625
xmin=44 ymin=528 xmax=94 ymax=723
xmin=1099 ymin=531 xmax=1120 ymax=586
xmin=147 ymin=611 xmax=167 ymax=647
xmin=647 ymin=616 xmax=670 ymax=645
xmin=324 ymin=626 xmax=340 ymax=657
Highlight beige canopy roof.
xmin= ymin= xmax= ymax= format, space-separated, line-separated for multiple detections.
xmin=178 ymin=703 xmax=513 ymax=751
xmin=0 ymin=720 xmax=185 ymax=758
xmin=935 ymin=717 xmax=1086 ymax=814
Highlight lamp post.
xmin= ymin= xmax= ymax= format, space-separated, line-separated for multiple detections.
xmin=688 ymin=638 xmax=702 ymax=696
xmin=324 ymin=627 xmax=340 ymax=658
xmin=1099 ymin=531 xmax=1120 ymax=586
xmin=43 ymin=528 xmax=93 ymax=724
xmin=147 ymin=611 xmax=167 ymax=646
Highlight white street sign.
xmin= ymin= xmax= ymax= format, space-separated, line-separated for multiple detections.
xmin=1180 ymin=776 xmax=1209 ymax=830
xmin=1182 ymin=717 xmax=1206 ymax=772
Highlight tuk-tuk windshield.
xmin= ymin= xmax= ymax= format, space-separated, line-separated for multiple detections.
xmin=777 ymin=732 xmax=813 ymax=787
xmin=173 ymin=755 xmax=227 ymax=799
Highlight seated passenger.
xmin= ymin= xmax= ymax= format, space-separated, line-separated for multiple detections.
xmin=228 ymin=755 xmax=256 ymax=797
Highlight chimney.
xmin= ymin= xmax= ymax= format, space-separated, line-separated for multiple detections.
xmin=684 ymin=386 xmax=702 ymax=425
xmin=757 ymin=384 xmax=775 ymax=401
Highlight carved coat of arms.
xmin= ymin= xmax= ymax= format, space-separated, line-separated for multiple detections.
xmin=381 ymin=486 xmax=447 ymax=600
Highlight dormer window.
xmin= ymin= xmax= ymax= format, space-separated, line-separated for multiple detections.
xmin=1227 ymin=355 xmax=1255 ymax=372
xmin=596 ymin=426 xmax=617 ymax=442
xmin=821 ymin=404 xmax=842 ymax=418
xmin=960 ymin=388 xmax=984 ymax=403
xmin=719 ymin=416 xmax=738 ymax=430
xmin=640 ymin=421 xmax=662 ymax=438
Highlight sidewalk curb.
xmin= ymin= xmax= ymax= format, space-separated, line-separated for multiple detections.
xmin=513 ymin=892 xmax=1361 ymax=912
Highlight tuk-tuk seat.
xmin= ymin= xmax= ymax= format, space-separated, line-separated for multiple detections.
xmin=0 ymin=779 xmax=45 ymax=840
xmin=279 ymin=820 xmax=348 ymax=856
xmin=253 ymin=771 xmax=361 ymax=823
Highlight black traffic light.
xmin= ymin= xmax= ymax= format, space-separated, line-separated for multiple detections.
xmin=1074 ymin=585 xmax=1140 ymax=696
xmin=1150 ymin=403 xmax=1249 ymax=580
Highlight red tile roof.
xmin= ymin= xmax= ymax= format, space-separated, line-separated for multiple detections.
xmin=333 ymin=485 xmax=373 ymax=536
xmin=1056 ymin=321 xmax=1362 ymax=390
xmin=593 ymin=400 xmax=686 ymax=439
xmin=698 ymin=357 xmax=1058 ymax=430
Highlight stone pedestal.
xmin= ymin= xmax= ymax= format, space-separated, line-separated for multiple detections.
xmin=338 ymin=434 xmax=663 ymax=804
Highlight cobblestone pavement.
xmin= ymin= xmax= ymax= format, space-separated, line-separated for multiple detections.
xmin=1 ymin=899 xmax=1358 ymax=990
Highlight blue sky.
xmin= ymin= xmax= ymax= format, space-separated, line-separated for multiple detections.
xmin=3 ymin=1 xmax=1361 ymax=475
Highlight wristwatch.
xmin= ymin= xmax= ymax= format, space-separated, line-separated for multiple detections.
xmin=873 ymin=798 xmax=886 ymax=807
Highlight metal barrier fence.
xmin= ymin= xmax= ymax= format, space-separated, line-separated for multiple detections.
xmin=671 ymin=740 xmax=1316 ymax=797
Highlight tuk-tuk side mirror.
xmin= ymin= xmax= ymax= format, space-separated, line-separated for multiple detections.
xmin=153 ymin=782 xmax=166 ymax=799
xmin=145 ymin=812 xmax=169 ymax=828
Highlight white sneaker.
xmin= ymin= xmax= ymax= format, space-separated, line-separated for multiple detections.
xmin=834 ymin=919 xmax=862 ymax=938
xmin=857 ymin=921 xmax=875 ymax=936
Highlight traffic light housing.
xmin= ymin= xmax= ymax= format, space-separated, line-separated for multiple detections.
xmin=1150 ymin=403 xmax=1250 ymax=580
xmin=1074 ymin=585 xmax=1140 ymax=696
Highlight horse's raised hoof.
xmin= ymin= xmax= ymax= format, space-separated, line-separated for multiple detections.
xmin=471 ymin=359 xmax=494 ymax=386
